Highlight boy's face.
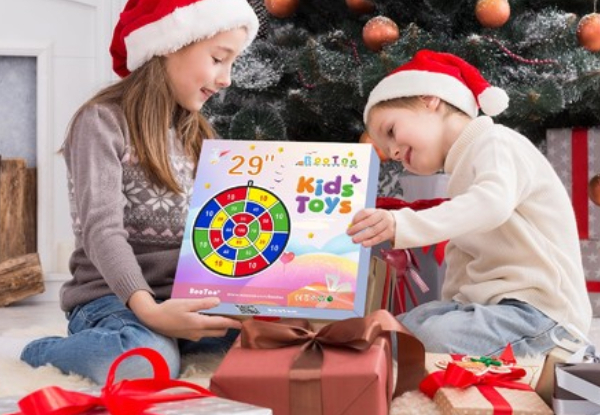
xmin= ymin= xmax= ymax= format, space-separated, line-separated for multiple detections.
xmin=366 ymin=104 xmax=447 ymax=175
xmin=164 ymin=28 xmax=247 ymax=112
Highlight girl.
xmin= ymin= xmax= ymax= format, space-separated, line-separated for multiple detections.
xmin=20 ymin=0 xmax=259 ymax=383
xmin=348 ymin=50 xmax=591 ymax=356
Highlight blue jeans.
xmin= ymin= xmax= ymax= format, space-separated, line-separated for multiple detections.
xmin=397 ymin=299 xmax=565 ymax=356
xmin=20 ymin=295 xmax=239 ymax=384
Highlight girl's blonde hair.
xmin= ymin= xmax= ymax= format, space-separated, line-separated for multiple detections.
xmin=64 ymin=56 xmax=215 ymax=193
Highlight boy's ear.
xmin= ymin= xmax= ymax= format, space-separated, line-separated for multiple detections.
xmin=420 ymin=95 xmax=442 ymax=111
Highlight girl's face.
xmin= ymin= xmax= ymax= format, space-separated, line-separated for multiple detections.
xmin=366 ymin=102 xmax=448 ymax=175
xmin=165 ymin=28 xmax=247 ymax=112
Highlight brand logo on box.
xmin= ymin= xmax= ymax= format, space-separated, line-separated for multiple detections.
xmin=189 ymin=288 xmax=221 ymax=296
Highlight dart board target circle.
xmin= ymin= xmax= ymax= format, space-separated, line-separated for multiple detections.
xmin=192 ymin=181 xmax=291 ymax=278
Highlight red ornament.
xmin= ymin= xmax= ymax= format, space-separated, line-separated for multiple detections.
xmin=577 ymin=13 xmax=600 ymax=52
xmin=264 ymin=0 xmax=299 ymax=18
xmin=362 ymin=16 xmax=400 ymax=52
xmin=475 ymin=0 xmax=511 ymax=28
xmin=360 ymin=131 xmax=388 ymax=162
xmin=589 ymin=174 xmax=600 ymax=206
xmin=346 ymin=0 xmax=375 ymax=15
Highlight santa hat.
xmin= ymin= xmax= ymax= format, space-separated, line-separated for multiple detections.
xmin=363 ymin=49 xmax=509 ymax=123
xmin=110 ymin=0 xmax=259 ymax=77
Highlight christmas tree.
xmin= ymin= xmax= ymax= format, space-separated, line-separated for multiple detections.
xmin=205 ymin=0 xmax=600 ymax=147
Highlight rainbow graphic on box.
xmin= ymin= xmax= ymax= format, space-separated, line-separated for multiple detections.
xmin=172 ymin=139 xmax=380 ymax=320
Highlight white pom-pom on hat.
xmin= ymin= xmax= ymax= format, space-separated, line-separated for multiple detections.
xmin=364 ymin=49 xmax=509 ymax=123
xmin=478 ymin=85 xmax=509 ymax=116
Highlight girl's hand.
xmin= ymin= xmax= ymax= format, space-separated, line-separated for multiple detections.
xmin=128 ymin=291 xmax=242 ymax=341
xmin=347 ymin=208 xmax=396 ymax=247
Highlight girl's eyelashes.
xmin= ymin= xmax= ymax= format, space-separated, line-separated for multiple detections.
xmin=212 ymin=57 xmax=223 ymax=64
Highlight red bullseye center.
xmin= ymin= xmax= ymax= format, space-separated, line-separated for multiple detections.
xmin=234 ymin=223 xmax=248 ymax=237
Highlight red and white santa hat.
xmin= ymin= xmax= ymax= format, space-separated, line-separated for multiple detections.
xmin=110 ymin=0 xmax=259 ymax=77
xmin=364 ymin=49 xmax=509 ymax=123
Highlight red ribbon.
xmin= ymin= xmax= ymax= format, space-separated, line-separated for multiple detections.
xmin=9 ymin=348 xmax=214 ymax=415
xmin=419 ymin=363 xmax=531 ymax=415
xmin=421 ymin=241 xmax=449 ymax=266
xmin=572 ymin=128 xmax=589 ymax=240
xmin=587 ymin=280 xmax=600 ymax=293
xmin=380 ymin=248 xmax=428 ymax=314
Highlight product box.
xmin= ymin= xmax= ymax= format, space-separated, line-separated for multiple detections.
xmin=173 ymin=139 xmax=380 ymax=320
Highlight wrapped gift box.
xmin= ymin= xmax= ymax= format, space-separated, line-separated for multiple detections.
xmin=422 ymin=352 xmax=552 ymax=414
xmin=433 ymin=385 xmax=553 ymax=415
xmin=0 ymin=395 xmax=273 ymax=415
xmin=0 ymin=347 xmax=273 ymax=415
xmin=210 ymin=310 xmax=425 ymax=415
xmin=546 ymin=128 xmax=600 ymax=315
xmin=534 ymin=346 xmax=574 ymax=407
xmin=553 ymin=362 xmax=600 ymax=414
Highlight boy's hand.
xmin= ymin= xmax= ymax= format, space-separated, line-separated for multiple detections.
xmin=347 ymin=208 xmax=396 ymax=247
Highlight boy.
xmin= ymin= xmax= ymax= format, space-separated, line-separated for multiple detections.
xmin=348 ymin=49 xmax=591 ymax=356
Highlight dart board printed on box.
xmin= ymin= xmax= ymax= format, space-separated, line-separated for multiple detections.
xmin=172 ymin=139 xmax=380 ymax=320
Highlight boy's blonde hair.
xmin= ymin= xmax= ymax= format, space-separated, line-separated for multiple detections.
xmin=65 ymin=56 xmax=213 ymax=194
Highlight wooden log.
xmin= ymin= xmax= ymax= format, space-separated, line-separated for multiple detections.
xmin=0 ymin=253 xmax=45 ymax=307
xmin=0 ymin=158 xmax=37 ymax=262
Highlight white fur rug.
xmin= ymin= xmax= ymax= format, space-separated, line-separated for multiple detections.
xmin=0 ymin=325 xmax=440 ymax=415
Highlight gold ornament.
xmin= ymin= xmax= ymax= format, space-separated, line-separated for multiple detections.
xmin=362 ymin=16 xmax=400 ymax=51
xmin=359 ymin=131 xmax=388 ymax=162
xmin=264 ymin=0 xmax=299 ymax=18
xmin=346 ymin=0 xmax=375 ymax=15
xmin=590 ymin=174 xmax=600 ymax=206
xmin=475 ymin=0 xmax=511 ymax=28
xmin=577 ymin=13 xmax=600 ymax=52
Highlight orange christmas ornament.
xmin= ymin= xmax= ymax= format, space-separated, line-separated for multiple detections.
xmin=577 ymin=13 xmax=600 ymax=52
xmin=360 ymin=131 xmax=389 ymax=162
xmin=362 ymin=16 xmax=400 ymax=51
xmin=264 ymin=0 xmax=299 ymax=18
xmin=475 ymin=0 xmax=511 ymax=28
xmin=346 ymin=0 xmax=375 ymax=15
xmin=589 ymin=174 xmax=600 ymax=206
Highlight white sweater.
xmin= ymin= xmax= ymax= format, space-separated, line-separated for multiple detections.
xmin=392 ymin=116 xmax=592 ymax=334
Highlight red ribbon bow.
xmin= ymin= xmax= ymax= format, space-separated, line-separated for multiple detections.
xmin=420 ymin=363 xmax=530 ymax=399
xmin=420 ymin=346 xmax=531 ymax=415
xmin=10 ymin=348 xmax=214 ymax=415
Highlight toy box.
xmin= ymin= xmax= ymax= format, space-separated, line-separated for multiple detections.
xmin=172 ymin=139 xmax=380 ymax=320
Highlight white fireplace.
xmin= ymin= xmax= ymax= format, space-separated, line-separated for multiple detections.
xmin=0 ymin=0 xmax=125 ymax=301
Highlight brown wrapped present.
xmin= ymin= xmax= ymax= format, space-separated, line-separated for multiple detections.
xmin=210 ymin=309 xmax=425 ymax=415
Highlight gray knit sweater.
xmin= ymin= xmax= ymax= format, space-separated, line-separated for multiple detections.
xmin=61 ymin=103 xmax=196 ymax=312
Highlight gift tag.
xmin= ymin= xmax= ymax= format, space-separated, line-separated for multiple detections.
xmin=435 ymin=359 xmax=489 ymax=375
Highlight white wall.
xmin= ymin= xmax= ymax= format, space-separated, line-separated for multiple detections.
xmin=0 ymin=0 xmax=126 ymax=299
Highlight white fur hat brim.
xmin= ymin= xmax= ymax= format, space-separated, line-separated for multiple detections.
xmin=125 ymin=0 xmax=259 ymax=73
